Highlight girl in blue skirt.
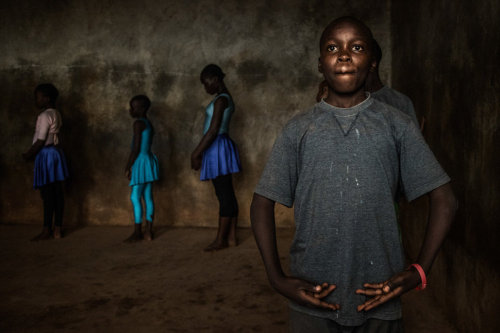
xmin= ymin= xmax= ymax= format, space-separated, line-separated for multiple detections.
xmin=23 ymin=84 xmax=69 ymax=241
xmin=125 ymin=95 xmax=159 ymax=242
xmin=191 ymin=64 xmax=241 ymax=251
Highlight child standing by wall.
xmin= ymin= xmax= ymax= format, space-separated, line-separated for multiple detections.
xmin=125 ymin=95 xmax=159 ymax=242
xmin=251 ymin=17 xmax=457 ymax=331
xmin=191 ymin=64 xmax=241 ymax=252
xmin=23 ymin=83 xmax=69 ymax=241
xmin=365 ymin=38 xmax=422 ymax=129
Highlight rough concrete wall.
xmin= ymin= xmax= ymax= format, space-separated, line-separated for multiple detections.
xmin=0 ymin=0 xmax=391 ymax=227
xmin=391 ymin=1 xmax=500 ymax=332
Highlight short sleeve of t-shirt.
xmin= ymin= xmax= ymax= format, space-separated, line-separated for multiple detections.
xmin=36 ymin=112 xmax=51 ymax=141
xmin=400 ymin=121 xmax=450 ymax=201
xmin=254 ymin=121 xmax=298 ymax=207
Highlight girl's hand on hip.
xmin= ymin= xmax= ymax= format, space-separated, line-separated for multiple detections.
xmin=355 ymin=268 xmax=421 ymax=312
xmin=272 ymin=276 xmax=339 ymax=311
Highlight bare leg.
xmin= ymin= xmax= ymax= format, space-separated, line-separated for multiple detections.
xmin=228 ymin=216 xmax=238 ymax=247
xmin=39 ymin=184 xmax=55 ymax=240
xmin=124 ymin=223 xmax=143 ymax=243
xmin=204 ymin=216 xmax=231 ymax=251
xmin=144 ymin=221 xmax=154 ymax=241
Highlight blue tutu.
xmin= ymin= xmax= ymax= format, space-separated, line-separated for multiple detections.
xmin=34 ymin=145 xmax=69 ymax=189
xmin=129 ymin=153 xmax=159 ymax=186
xmin=200 ymin=134 xmax=241 ymax=181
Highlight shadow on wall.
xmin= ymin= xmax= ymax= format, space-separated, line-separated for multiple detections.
xmin=1 ymin=66 xmax=45 ymax=224
xmin=57 ymin=60 xmax=112 ymax=227
xmin=60 ymin=87 xmax=92 ymax=228
xmin=148 ymin=101 xmax=176 ymax=226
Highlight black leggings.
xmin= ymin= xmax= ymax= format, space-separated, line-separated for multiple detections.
xmin=212 ymin=174 xmax=238 ymax=217
xmin=39 ymin=181 xmax=64 ymax=228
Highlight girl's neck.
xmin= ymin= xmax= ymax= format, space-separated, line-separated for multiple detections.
xmin=216 ymin=82 xmax=228 ymax=95
xmin=325 ymin=89 xmax=367 ymax=109
xmin=38 ymin=105 xmax=54 ymax=113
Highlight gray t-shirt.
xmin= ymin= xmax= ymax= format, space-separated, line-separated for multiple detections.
xmin=372 ymin=86 xmax=419 ymax=127
xmin=255 ymin=96 xmax=450 ymax=326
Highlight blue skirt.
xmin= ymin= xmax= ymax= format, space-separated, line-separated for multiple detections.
xmin=200 ymin=134 xmax=241 ymax=181
xmin=34 ymin=145 xmax=69 ymax=189
xmin=129 ymin=153 xmax=159 ymax=186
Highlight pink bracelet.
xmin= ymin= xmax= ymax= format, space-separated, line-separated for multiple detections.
xmin=409 ymin=263 xmax=427 ymax=290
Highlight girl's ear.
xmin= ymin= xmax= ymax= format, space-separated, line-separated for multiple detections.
xmin=369 ymin=60 xmax=377 ymax=73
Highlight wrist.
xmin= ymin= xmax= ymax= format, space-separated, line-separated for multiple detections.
xmin=268 ymin=272 xmax=287 ymax=288
xmin=408 ymin=263 xmax=427 ymax=290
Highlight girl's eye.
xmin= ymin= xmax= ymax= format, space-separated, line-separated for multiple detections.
xmin=327 ymin=45 xmax=337 ymax=52
xmin=353 ymin=45 xmax=364 ymax=51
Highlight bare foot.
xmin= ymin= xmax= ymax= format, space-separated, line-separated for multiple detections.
xmin=204 ymin=240 xmax=228 ymax=252
xmin=228 ymin=217 xmax=238 ymax=247
xmin=31 ymin=227 xmax=51 ymax=242
xmin=53 ymin=227 xmax=62 ymax=239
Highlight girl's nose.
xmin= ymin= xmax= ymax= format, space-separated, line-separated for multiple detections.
xmin=337 ymin=49 xmax=351 ymax=62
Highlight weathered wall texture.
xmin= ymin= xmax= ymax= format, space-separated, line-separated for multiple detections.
xmin=0 ymin=0 xmax=391 ymax=227
xmin=392 ymin=1 xmax=500 ymax=332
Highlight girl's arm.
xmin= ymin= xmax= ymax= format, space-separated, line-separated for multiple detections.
xmin=22 ymin=139 xmax=46 ymax=160
xmin=125 ymin=120 xmax=146 ymax=179
xmin=23 ymin=113 xmax=49 ymax=160
xmin=190 ymin=96 xmax=227 ymax=170
xmin=356 ymin=182 xmax=457 ymax=311
xmin=250 ymin=193 xmax=339 ymax=310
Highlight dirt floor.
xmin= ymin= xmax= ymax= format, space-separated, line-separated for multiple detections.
xmin=0 ymin=225 xmax=457 ymax=332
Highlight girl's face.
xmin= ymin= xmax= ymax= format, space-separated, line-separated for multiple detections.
xmin=201 ymin=75 xmax=219 ymax=95
xmin=129 ymin=100 xmax=143 ymax=118
xmin=318 ymin=21 xmax=376 ymax=96
xmin=35 ymin=91 xmax=50 ymax=110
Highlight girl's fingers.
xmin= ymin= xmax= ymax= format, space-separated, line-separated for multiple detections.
xmin=363 ymin=294 xmax=393 ymax=311
xmin=358 ymin=287 xmax=403 ymax=312
xmin=299 ymin=289 xmax=338 ymax=310
xmin=314 ymin=284 xmax=336 ymax=298
xmin=357 ymin=294 xmax=382 ymax=312
xmin=296 ymin=283 xmax=339 ymax=310
xmin=363 ymin=282 xmax=384 ymax=289
xmin=356 ymin=288 xmax=382 ymax=296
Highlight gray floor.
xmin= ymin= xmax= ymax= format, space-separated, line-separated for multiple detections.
xmin=0 ymin=225 xmax=456 ymax=332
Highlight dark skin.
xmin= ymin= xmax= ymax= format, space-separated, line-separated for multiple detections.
xmin=251 ymin=18 xmax=457 ymax=313
xmin=191 ymin=74 xmax=238 ymax=251
xmin=318 ymin=20 xmax=377 ymax=108
xmin=124 ymin=99 xmax=151 ymax=243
